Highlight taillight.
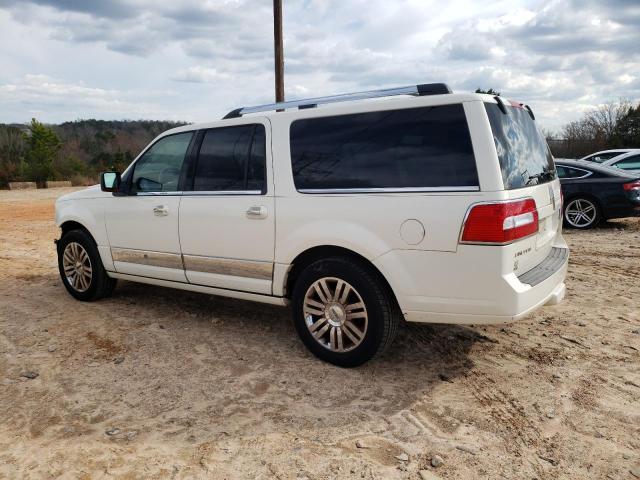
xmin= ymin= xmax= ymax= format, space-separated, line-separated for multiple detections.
xmin=623 ymin=180 xmax=640 ymax=191
xmin=460 ymin=199 xmax=538 ymax=244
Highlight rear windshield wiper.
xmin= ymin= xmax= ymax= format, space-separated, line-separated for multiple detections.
xmin=526 ymin=171 xmax=554 ymax=186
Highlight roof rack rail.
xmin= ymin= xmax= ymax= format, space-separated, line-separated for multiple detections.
xmin=222 ymin=82 xmax=452 ymax=119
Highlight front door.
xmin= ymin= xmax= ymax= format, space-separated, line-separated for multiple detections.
xmin=105 ymin=131 xmax=194 ymax=282
xmin=179 ymin=121 xmax=275 ymax=294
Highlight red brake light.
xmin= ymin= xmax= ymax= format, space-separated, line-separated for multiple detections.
xmin=623 ymin=181 xmax=640 ymax=191
xmin=461 ymin=199 xmax=538 ymax=244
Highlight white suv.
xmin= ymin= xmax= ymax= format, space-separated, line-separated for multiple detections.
xmin=55 ymin=83 xmax=568 ymax=366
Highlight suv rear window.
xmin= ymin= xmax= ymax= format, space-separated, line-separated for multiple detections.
xmin=485 ymin=103 xmax=556 ymax=190
xmin=193 ymin=125 xmax=266 ymax=192
xmin=289 ymin=104 xmax=478 ymax=191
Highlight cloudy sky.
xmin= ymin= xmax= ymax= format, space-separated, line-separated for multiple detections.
xmin=0 ymin=0 xmax=638 ymax=131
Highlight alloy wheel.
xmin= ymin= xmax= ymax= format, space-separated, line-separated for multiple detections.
xmin=303 ymin=277 xmax=368 ymax=352
xmin=62 ymin=241 xmax=93 ymax=292
xmin=564 ymin=198 xmax=597 ymax=228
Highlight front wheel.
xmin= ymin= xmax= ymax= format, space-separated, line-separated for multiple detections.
xmin=563 ymin=197 xmax=601 ymax=229
xmin=291 ymin=257 xmax=400 ymax=367
xmin=57 ymin=229 xmax=116 ymax=301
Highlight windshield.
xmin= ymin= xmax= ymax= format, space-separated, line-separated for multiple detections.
xmin=485 ymin=102 xmax=556 ymax=190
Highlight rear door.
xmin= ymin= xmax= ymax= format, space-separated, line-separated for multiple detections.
xmin=484 ymin=101 xmax=562 ymax=274
xmin=179 ymin=120 xmax=275 ymax=294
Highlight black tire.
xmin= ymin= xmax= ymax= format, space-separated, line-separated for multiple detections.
xmin=57 ymin=229 xmax=117 ymax=301
xmin=563 ymin=196 xmax=601 ymax=229
xmin=291 ymin=257 xmax=400 ymax=367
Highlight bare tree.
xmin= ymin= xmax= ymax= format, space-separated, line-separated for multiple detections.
xmin=583 ymin=98 xmax=632 ymax=143
xmin=552 ymin=99 xmax=635 ymax=158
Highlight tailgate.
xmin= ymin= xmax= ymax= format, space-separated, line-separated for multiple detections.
xmin=505 ymin=179 xmax=562 ymax=275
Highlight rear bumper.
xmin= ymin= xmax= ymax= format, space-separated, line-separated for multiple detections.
xmin=402 ymin=277 xmax=566 ymax=325
xmin=374 ymin=237 xmax=569 ymax=325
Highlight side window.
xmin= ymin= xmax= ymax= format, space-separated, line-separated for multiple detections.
xmin=131 ymin=132 xmax=193 ymax=193
xmin=557 ymin=166 xmax=590 ymax=178
xmin=556 ymin=166 xmax=568 ymax=178
xmin=193 ymin=125 xmax=266 ymax=192
xmin=591 ymin=152 xmax=622 ymax=163
xmin=290 ymin=105 xmax=478 ymax=190
xmin=613 ymin=155 xmax=640 ymax=170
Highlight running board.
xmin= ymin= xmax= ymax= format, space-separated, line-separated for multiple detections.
xmin=107 ymin=272 xmax=289 ymax=306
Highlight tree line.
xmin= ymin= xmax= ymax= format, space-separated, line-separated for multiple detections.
xmin=547 ymin=99 xmax=640 ymax=158
xmin=2 ymin=99 xmax=639 ymax=188
xmin=0 ymin=119 xmax=186 ymax=188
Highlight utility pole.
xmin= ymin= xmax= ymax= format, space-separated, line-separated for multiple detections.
xmin=273 ymin=0 xmax=284 ymax=103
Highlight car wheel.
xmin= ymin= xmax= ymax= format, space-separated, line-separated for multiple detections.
xmin=563 ymin=197 xmax=601 ymax=229
xmin=57 ymin=229 xmax=117 ymax=301
xmin=291 ymin=257 xmax=400 ymax=367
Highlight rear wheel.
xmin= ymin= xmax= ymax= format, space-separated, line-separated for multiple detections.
xmin=57 ymin=229 xmax=117 ymax=301
xmin=563 ymin=197 xmax=601 ymax=229
xmin=291 ymin=257 xmax=399 ymax=367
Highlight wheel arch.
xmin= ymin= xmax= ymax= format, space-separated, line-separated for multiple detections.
xmin=283 ymin=245 xmax=400 ymax=310
xmin=60 ymin=220 xmax=94 ymax=240
xmin=563 ymin=191 xmax=602 ymax=208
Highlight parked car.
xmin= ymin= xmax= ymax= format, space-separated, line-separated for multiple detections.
xmin=55 ymin=83 xmax=568 ymax=367
xmin=556 ymin=159 xmax=640 ymax=229
xmin=601 ymin=150 xmax=640 ymax=173
xmin=579 ymin=149 xmax=639 ymax=164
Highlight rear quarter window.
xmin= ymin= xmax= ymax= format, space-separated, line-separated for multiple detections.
xmin=289 ymin=104 xmax=478 ymax=191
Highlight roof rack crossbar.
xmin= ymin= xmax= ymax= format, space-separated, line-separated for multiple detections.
xmin=223 ymin=83 xmax=451 ymax=119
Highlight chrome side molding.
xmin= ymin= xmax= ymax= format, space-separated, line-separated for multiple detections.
xmin=111 ymin=247 xmax=274 ymax=281
xmin=183 ymin=255 xmax=273 ymax=280
xmin=111 ymin=248 xmax=183 ymax=269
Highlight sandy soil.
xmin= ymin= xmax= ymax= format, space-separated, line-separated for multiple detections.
xmin=0 ymin=187 xmax=639 ymax=480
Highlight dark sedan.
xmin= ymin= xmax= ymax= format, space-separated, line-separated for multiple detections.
xmin=555 ymin=159 xmax=640 ymax=229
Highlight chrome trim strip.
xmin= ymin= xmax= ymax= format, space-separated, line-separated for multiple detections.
xmin=136 ymin=191 xmax=183 ymax=196
xmin=182 ymin=190 xmax=263 ymax=196
xmin=183 ymin=255 xmax=273 ymax=280
xmin=298 ymin=186 xmax=480 ymax=194
xmin=111 ymin=248 xmax=184 ymax=269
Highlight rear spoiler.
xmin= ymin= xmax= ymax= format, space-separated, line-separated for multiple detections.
xmin=494 ymin=96 xmax=536 ymax=120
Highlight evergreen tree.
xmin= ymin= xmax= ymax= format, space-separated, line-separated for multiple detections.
xmin=23 ymin=119 xmax=61 ymax=184
xmin=612 ymin=104 xmax=640 ymax=147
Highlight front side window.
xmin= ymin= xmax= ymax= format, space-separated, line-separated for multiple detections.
xmin=485 ymin=103 xmax=556 ymax=190
xmin=131 ymin=132 xmax=193 ymax=193
xmin=612 ymin=155 xmax=640 ymax=170
xmin=193 ymin=125 xmax=266 ymax=192
xmin=289 ymin=104 xmax=479 ymax=191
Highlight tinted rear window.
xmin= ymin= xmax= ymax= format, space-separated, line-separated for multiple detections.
xmin=193 ymin=125 xmax=266 ymax=192
xmin=485 ymin=103 xmax=556 ymax=190
xmin=289 ymin=104 xmax=478 ymax=191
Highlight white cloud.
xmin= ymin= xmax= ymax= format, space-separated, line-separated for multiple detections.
xmin=0 ymin=0 xmax=638 ymax=131
xmin=172 ymin=66 xmax=231 ymax=83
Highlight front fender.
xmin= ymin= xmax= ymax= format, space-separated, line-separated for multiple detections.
xmin=55 ymin=198 xmax=113 ymax=270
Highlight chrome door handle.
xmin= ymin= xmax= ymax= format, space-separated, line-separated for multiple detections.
xmin=246 ymin=205 xmax=268 ymax=219
xmin=153 ymin=205 xmax=169 ymax=216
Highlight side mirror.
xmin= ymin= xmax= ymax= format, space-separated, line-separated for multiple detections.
xmin=100 ymin=172 xmax=121 ymax=192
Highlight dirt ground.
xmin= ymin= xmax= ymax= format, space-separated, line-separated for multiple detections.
xmin=0 ymin=187 xmax=638 ymax=480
